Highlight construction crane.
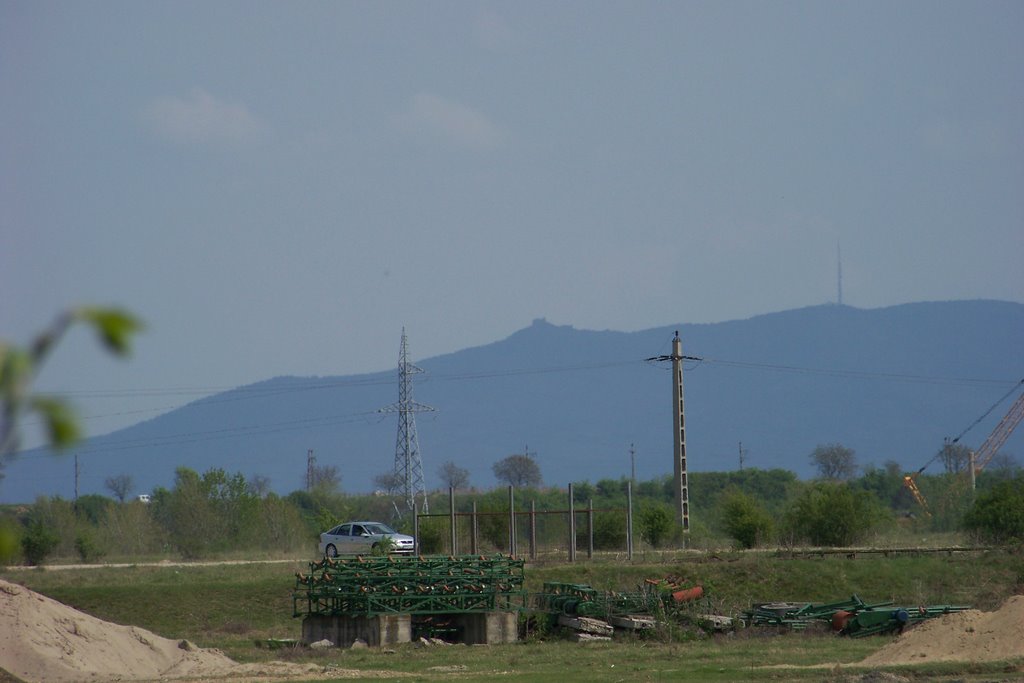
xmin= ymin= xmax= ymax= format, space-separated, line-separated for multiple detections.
xmin=965 ymin=382 xmax=1024 ymax=488
xmin=903 ymin=379 xmax=1024 ymax=515
xmin=901 ymin=472 xmax=931 ymax=517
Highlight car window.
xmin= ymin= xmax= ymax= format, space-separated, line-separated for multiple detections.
xmin=365 ymin=523 xmax=394 ymax=535
xmin=338 ymin=524 xmax=352 ymax=536
xmin=352 ymin=525 xmax=366 ymax=536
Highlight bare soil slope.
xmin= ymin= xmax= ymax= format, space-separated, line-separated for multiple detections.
xmin=859 ymin=595 xmax=1024 ymax=666
xmin=0 ymin=578 xmax=368 ymax=682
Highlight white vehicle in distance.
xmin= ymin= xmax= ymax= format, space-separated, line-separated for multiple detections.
xmin=318 ymin=521 xmax=415 ymax=558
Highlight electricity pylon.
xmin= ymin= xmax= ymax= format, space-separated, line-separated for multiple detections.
xmin=379 ymin=328 xmax=434 ymax=512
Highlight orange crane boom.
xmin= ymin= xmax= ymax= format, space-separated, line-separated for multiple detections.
xmin=968 ymin=386 xmax=1024 ymax=487
xmin=903 ymin=379 xmax=1024 ymax=512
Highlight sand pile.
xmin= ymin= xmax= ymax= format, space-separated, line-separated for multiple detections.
xmin=0 ymin=578 xmax=343 ymax=682
xmin=859 ymin=595 xmax=1024 ymax=666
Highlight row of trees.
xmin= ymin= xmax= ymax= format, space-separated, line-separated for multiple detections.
xmin=91 ymin=441 xmax=1017 ymax=515
xmin=809 ymin=442 xmax=1020 ymax=481
xmin=3 ymin=458 xmax=1021 ymax=566
xmin=372 ymin=453 xmax=542 ymax=494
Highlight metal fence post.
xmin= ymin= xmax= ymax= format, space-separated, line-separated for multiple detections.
xmin=627 ymin=481 xmax=633 ymax=560
xmin=530 ymin=499 xmax=537 ymax=560
xmin=449 ymin=486 xmax=457 ymax=556
xmin=414 ymin=508 xmax=420 ymax=556
xmin=588 ymin=498 xmax=594 ymax=559
xmin=508 ymin=485 xmax=516 ymax=557
xmin=568 ymin=482 xmax=576 ymax=563
xmin=471 ymin=500 xmax=478 ymax=555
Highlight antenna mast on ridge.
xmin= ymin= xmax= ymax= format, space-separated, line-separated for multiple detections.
xmin=837 ymin=242 xmax=844 ymax=306
xmin=379 ymin=328 xmax=434 ymax=513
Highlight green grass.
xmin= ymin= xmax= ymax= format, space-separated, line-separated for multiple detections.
xmin=3 ymin=551 xmax=1023 ymax=681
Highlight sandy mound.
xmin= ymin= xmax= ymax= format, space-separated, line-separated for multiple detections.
xmin=0 ymin=578 xmax=351 ymax=682
xmin=859 ymin=595 xmax=1024 ymax=666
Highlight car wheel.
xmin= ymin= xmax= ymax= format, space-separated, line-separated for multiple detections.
xmin=325 ymin=544 xmax=338 ymax=558
xmin=371 ymin=542 xmax=380 ymax=553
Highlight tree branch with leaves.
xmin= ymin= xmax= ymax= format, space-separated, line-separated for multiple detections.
xmin=1 ymin=307 xmax=142 ymax=460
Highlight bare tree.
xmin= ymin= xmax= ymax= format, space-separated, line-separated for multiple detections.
xmin=939 ymin=442 xmax=973 ymax=474
xmin=492 ymin=454 xmax=542 ymax=488
xmin=437 ymin=460 xmax=470 ymax=490
xmin=809 ymin=443 xmax=857 ymax=480
xmin=373 ymin=471 xmax=402 ymax=495
xmin=987 ymin=452 xmax=1020 ymax=480
xmin=104 ymin=473 xmax=134 ymax=503
xmin=309 ymin=464 xmax=340 ymax=493
xmin=248 ymin=474 xmax=271 ymax=498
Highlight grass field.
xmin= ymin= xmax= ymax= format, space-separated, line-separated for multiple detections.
xmin=3 ymin=549 xmax=1023 ymax=682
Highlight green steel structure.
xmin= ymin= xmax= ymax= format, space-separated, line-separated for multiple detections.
xmin=293 ymin=554 xmax=526 ymax=618
xmin=742 ymin=595 xmax=970 ymax=637
xmin=535 ymin=581 xmax=687 ymax=619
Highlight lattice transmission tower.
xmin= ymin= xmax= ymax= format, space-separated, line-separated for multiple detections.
xmin=379 ymin=328 xmax=434 ymax=512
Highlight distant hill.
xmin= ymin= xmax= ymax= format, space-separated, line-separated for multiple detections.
xmin=2 ymin=300 xmax=1022 ymax=503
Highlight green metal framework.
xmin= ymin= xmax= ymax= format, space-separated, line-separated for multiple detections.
xmin=535 ymin=581 xmax=681 ymax=619
xmin=742 ymin=594 xmax=970 ymax=637
xmin=293 ymin=554 xmax=526 ymax=617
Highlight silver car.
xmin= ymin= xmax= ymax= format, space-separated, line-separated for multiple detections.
xmin=318 ymin=521 xmax=415 ymax=558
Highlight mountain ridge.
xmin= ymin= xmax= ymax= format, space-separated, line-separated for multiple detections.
xmin=2 ymin=299 xmax=1021 ymax=503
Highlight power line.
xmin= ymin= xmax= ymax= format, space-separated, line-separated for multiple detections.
xmin=694 ymin=357 xmax=1013 ymax=388
xmin=14 ymin=356 xmax=1019 ymax=457
xmin=38 ymin=356 xmax=1014 ymax=407
xmin=12 ymin=409 xmax=383 ymax=459
xmin=948 ymin=378 xmax=1024 ymax=445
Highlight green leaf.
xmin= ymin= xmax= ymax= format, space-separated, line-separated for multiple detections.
xmin=76 ymin=307 xmax=143 ymax=355
xmin=0 ymin=346 xmax=33 ymax=399
xmin=30 ymin=396 xmax=82 ymax=448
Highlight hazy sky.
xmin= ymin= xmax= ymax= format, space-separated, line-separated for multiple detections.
xmin=3 ymin=1 xmax=1023 ymax=445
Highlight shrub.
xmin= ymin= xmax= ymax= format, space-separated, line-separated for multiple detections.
xmin=784 ymin=482 xmax=886 ymax=547
xmin=21 ymin=520 xmax=60 ymax=565
xmin=0 ymin=518 xmax=20 ymax=566
xmin=475 ymin=504 xmax=510 ymax=550
xmin=592 ymin=511 xmax=627 ymax=550
xmin=74 ymin=530 xmax=106 ymax=563
xmin=720 ymin=489 xmax=774 ymax=548
xmin=416 ymin=518 xmax=446 ymax=554
xmin=963 ymin=478 xmax=1024 ymax=543
xmin=639 ymin=505 xmax=674 ymax=548
xmin=371 ymin=536 xmax=396 ymax=556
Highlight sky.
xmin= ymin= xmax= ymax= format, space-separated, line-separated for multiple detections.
xmin=2 ymin=1 xmax=1023 ymax=447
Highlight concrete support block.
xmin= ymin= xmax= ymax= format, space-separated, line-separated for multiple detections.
xmin=455 ymin=611 xmax=519 ymax=645
xmin=302 ymin=614 xmax=411 ymax=648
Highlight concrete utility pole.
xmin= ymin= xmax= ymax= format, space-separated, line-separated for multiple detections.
xmin=306 ymin=449 xmax=316 ymax=492
xmin=671 ymin=333 xmax=690 ymax=532
xmin=647 ymin=331 xmax=694 ymax=532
